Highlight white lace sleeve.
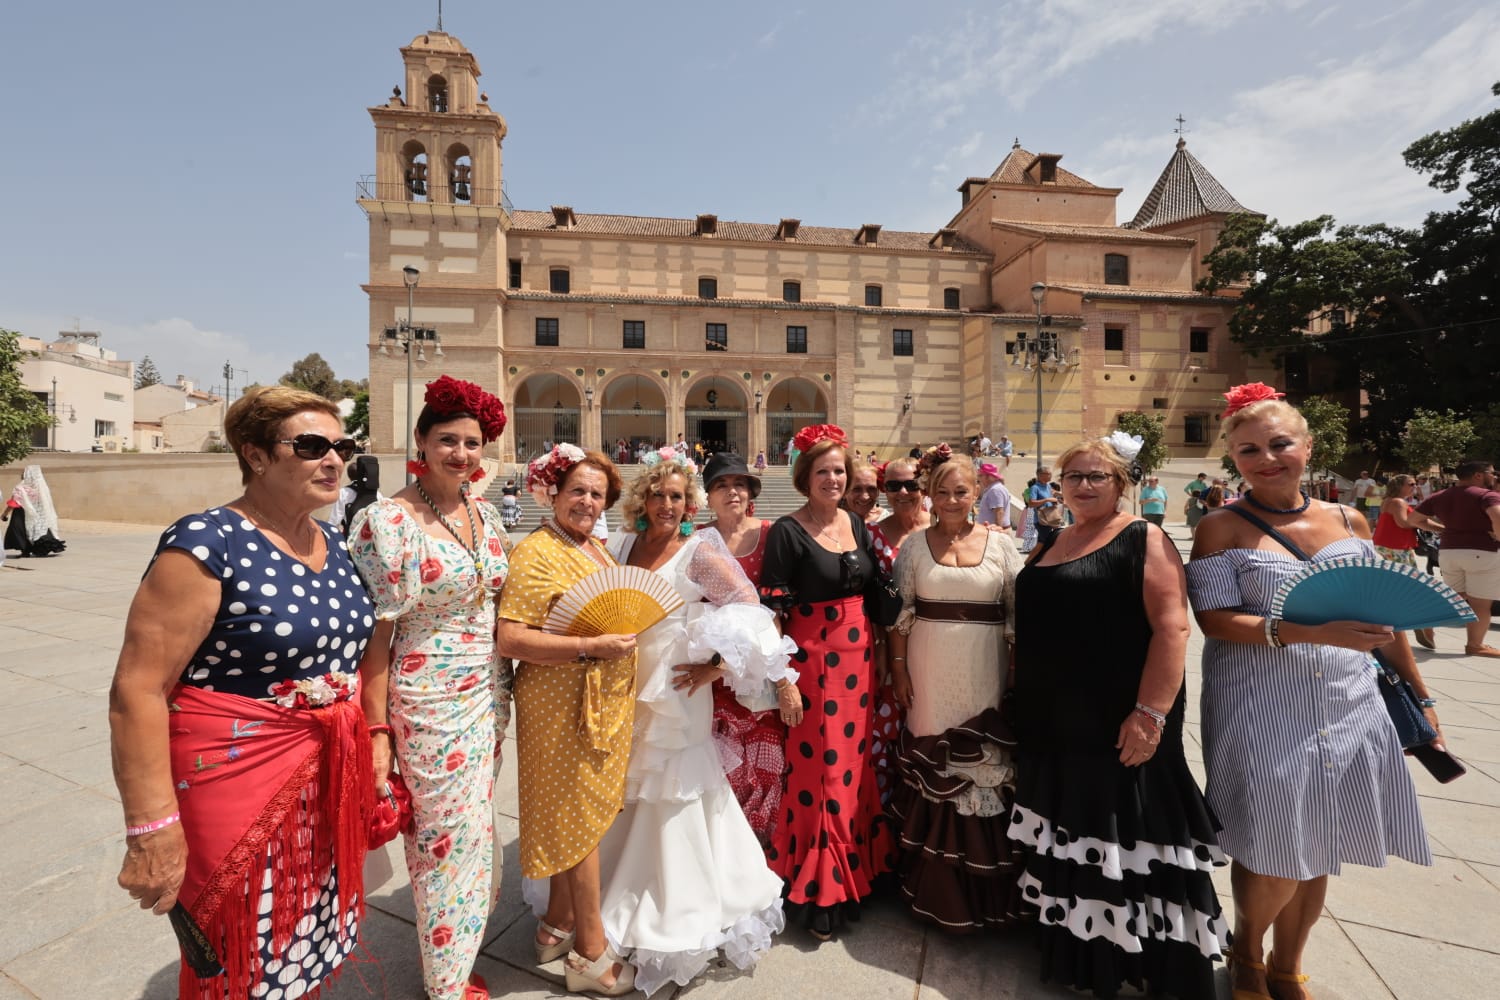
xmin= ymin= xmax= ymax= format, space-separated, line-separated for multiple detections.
xmin=996 ymin=532 xmax=1024 ymax=640
xmin=892 ymin=539 xmax=920 ymax=635
xmin=685 ymin=528 xmax=798 ymax=694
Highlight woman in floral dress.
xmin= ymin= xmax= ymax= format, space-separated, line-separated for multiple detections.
xmin=350 ymin=376 xmax=511 ymax=1000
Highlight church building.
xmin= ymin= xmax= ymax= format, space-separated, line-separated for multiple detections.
xmin=359 ymin=30 xmax=1271 ymax=466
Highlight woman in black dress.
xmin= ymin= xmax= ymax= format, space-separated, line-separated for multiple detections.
xmin=759 ymin=424 xmax=896 ymax=942
xmin=1008 ymin=437 xmax=1227 ymax=999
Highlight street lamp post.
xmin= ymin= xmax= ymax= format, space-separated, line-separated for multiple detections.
xmin=1012 ymin=282 xmax=1061 ymax=469
xmin=50 ymin=377 xmax=57 ymax=451
xmin=381 ymin=265 xmax=442 ymax=483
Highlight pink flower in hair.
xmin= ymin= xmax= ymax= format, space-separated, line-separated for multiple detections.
xmin=1222 ymin=382 xmax=1285 ymax=418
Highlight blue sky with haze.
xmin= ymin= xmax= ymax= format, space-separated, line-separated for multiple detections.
xmin=4 ymin=0 xmax=1496 ymax=394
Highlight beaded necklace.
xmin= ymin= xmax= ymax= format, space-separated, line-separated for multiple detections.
xmin=415 ymin=480 xmax=482 ymax=582
xmin=1243 ymin=489 xmax=1312 ymax=515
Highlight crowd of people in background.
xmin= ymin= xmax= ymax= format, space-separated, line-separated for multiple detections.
xmin=94 ymin=373 xmax=1498 ymax=1000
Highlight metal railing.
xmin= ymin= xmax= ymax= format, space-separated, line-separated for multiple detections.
xmin=356 ymin=176 xmax=512 ymax=216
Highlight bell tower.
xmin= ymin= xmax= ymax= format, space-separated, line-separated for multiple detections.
xmin=359 ymin=30 xmax=510 ymax=456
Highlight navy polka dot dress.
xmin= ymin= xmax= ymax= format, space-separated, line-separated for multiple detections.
xmin=152 ymin=508 xmax=375 ymax=998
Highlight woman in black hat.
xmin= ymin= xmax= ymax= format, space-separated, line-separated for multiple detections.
xmin=700 ymin=453 xmax=801 ymax=845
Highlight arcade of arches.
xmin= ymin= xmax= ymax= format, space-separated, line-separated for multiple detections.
xmin=508 ymin=371 xmax=826 ymax=464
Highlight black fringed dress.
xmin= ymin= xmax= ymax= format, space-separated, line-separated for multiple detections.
xmin=1007 ymin=520 xmax=1228 ymax=1000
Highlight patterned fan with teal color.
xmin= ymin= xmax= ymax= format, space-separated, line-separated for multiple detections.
xmin=1270 ymin=556 xmax=1476 ymax=631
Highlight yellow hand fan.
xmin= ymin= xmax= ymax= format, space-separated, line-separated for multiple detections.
xmin=542 ymin=564 xmax=685 ymax=637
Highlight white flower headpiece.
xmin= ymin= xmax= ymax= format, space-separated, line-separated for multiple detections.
xmin=1105 ymin=431 xmax=1144 ymax=462
xmin=641 ymin=445 xmax=698 ymax=477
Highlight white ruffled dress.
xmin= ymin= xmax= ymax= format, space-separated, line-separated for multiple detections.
xmin=526 ymin=529 xmax=796 ymax=996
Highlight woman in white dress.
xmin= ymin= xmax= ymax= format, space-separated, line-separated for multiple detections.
xmin=527 ymin=450 xmax=795 ymax=996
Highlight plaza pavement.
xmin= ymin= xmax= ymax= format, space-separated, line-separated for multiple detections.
xmin=3 ymin=519 xmax=1500 ymax=1000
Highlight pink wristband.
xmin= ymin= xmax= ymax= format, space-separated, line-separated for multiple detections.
xmin=126 ymin=811 xmax=181 ymax=837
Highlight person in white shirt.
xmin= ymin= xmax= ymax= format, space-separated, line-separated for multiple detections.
xmin=976 ymin=463 xmax=1012 ymax=530
xmin=1353 ymin=471 xmax=1377 ymax=519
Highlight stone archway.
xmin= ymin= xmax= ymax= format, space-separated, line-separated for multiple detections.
xmin=600 ymin=372 xmax=668 ymax=464
xmin=683 ymin=374 xmax=748 ymax=458
xmin=765 ymin=377 xmax=828 ymax=465
xmin=512 ymin=372 xmax=581 ymax=461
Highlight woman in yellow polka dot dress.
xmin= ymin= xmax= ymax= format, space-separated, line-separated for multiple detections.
xmin=497 ymin=445 xmax=640 ymax=996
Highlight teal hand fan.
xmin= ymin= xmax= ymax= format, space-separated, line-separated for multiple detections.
xmin=1270 ymin=556 xmax=1475 ymax=631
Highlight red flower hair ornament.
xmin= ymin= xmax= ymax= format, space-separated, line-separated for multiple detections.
xmin=1221 ymin=382 xmax=1285 ymax=419
xmin=526 ymin=443 xmax=587 ymax=503
xmin=423 ymin=375 xmax=508 ymax=442
xmin=792 ymin=423 xmax=850 ymax=453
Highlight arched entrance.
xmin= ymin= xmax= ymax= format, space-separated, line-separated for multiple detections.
xmin=512 ymin=373 xmax=581 ymax=461
xmin=600 ymin=373 xmax=668 ymax=464
xmin=684 ymin=375 xmax=748 ymax=457
xmin=766 ymin=378 xmax=828 ymax=465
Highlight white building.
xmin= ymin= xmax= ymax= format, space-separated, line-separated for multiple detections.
xmin=19 ymin=332 xmax=135 ymax=453
xmin=135 ymin=377 xmax=224 ymax=452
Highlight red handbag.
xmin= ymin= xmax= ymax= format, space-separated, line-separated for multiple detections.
xmin=367 ymin=772 xmax=414 ymax=849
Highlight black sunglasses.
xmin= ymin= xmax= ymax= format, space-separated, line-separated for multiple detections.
xmin=277 ymin=433 xmax=358 ymax=462
xmin=883 ymin=479 xmax=921 ymax=493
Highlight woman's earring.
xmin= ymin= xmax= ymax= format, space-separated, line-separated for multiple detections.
xmin=635 ymin=517 xmax=649 ymax=532
xmin=407 ymin=450 xmax=430 ymax=477
xmin=679 ymin=521 xmax=695 ymax=537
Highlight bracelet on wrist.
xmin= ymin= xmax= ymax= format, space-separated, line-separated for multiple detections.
xmin=1418 ymin=697 xmax=1438 ymax=708
xmin=1264 ymin=616 xmax=1287 ymax=648
xmin=126 ymin=811 xmax=182 ymax=838
xmin=577 ymin=640 xmax=589 ymax=663
xmin=368 ymin=723 xmax=394 ymax=738
xmin=1133 ymin=703 xmax=1166 ymax=729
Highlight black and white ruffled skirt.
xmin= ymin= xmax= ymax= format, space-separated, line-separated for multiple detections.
xmin=1007 ymin=746 xmax=1229 ymax=1000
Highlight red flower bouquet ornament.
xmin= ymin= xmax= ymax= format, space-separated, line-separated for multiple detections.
xmin=270 ymin=670 xmax=358 ymax=709
xmin=526 ymin=443 xmax=588 ymax=506
xmin=1222 ymin=382 xmax=1285 ymax=418
xmin=916 ymin=442 xmax=953 ymax=479
xmin=422 ymin=375 xmax=509 ymax=442
xmin=792 ymin=423 xmax=850 ymax=453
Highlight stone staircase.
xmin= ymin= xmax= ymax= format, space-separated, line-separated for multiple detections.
xmin=482 ymin=462 xmax=870 ymax=532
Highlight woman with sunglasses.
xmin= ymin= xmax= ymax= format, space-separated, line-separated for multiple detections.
xmin=758 ymin=424 xmax=896 ymax=942
xmin=109 ymin=387 xmax=376 ymax=1000
xmin=1007 ymin=436 xmax=1227 ymax=998
xmin=348 ymin=376 xmax=511 ymax=1000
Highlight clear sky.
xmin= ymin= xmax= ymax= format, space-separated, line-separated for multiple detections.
xmin=4 ymin=0 xmax=1496 ymax=396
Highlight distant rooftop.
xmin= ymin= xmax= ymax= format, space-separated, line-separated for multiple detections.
xmin=1127 ymin=138 xmax=1257 ymax=229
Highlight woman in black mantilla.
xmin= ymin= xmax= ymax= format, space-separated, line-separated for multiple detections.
xmin=758 ymin=424 xmax=896 ymax=942
xmin=1008 ymin=435 xmax=1228 ymax=999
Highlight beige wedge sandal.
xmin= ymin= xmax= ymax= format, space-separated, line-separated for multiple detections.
xmin=564 ymin=945 xmax=636 ymax=996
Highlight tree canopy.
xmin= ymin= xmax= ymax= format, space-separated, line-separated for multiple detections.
xmin=1114 ymin=411 xmax=1170 ymax=476
xmin=1198 ymin=81 xmax=1500 ymax=462
xmin=1398 ymin=409 xmax=1476 ymax=474
xmin=0 ymin=328 xmax=52 ymax=465
xmin=279 ymin=353 xmax=341 ymax=400
xmin=135 ymin=355 xmax=162 ymax=389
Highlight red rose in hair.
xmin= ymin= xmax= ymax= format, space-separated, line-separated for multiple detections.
xmin=874 ymin=461 xmax=889 ymax=491
xmin=419 ymin=558 xmax=442 ymax=583
xmin=792 ymin=423 xmax=850 ymax=453
xmin=430 ymin=922 xmax=454 ymax=946
xmin=423 ymin=375 xmax=508 ymax=441
xmin=1222 ymin=382 xmax=1285 ymax=418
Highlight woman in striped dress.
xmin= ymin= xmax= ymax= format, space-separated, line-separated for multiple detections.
xmin=1186 ymin=385 xmax=1433 ymax=1000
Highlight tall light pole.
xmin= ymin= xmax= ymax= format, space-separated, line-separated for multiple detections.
xmin=1012 ymin=282 xmax=1060 ymax=469
xmin=381 ymin=265 xmax=442 ymax=483
xmin=50 ymin=376 xmax=58 ymax=451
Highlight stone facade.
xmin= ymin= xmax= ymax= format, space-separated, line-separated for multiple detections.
xmin=360 ymin=32 xmax=1272 ymax=468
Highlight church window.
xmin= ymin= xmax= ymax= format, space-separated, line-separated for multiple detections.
xmin=550 ymin=268 xmax=570 ymax=294
xmin=535 ymin=318 xmax=559 ymax=347
xmin=699 ymin=277 xmax=718 ymax=299
xmin=623 ymin=321 xmax=646 ymax=349
xmin=706 ymin=323 xmax=728 ymax=351
xmin=508 ymin=259 xmax=522 ymax=289
xmin=893 ymin=329 xmax=914 ymax=356
xmin=1104 ymin=254 xmax=1129 ymax=285
xmin=783 ymin=280 xmax=801 ymax=303
xmin=865 ymin=285 xmax=883 ymax=307
xmin=943 ymin=287 xmax=960 ymax=310
xmin=786 ymin=326 xmax=808 ymax=353
xmin=428 ymin=75 xmax=448 ymax=112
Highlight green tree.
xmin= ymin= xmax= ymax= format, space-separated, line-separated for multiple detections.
xmin=1397 ymin=409 xmax=1477 ymax=473
xmin=1470 ymin=402 xmax=1500 ymax=465
xmin=1299 ymin=396 xmax=1351 ymax=485
xmin=345 ymin=390 xmax=370 ymax=440
xmin=279 ymin=353 xmax=340 ymax=400
xmin=135 ymin=355 xmax=162 ymax=388
xmin=338 ymin=377 xmax=369 ymax=401
xmin=1114 ymin=411 xmax=1169 ymax=475
xmin=0 ymin=328 xmax=51 ymax=465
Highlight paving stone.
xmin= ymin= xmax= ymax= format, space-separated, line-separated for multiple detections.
xmin=1324 ymin=856 xmax=1500 ymax=956
xmin=918 ymin=928 xmax=1083 ymax=999
xmin=1342 ymin=922 xmax=1500 ymax=1000
xmin=0 ymin=828 xmax=132 ymax=967
xmin=1408 ymin=796 xmax=1500 ymax=866
xmin=2 ymin=898 xmax=175 ymax=1000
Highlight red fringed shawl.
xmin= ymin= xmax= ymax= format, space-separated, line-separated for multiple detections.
xmin=168 ymin=684 xmax=374 ymax=1000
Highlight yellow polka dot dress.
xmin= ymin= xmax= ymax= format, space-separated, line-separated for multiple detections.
xmin=498 ymin=527 xmax=637 ymax=879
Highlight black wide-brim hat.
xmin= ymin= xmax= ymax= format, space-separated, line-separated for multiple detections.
xmin=702 ymin=452 xmax=761 ymax=498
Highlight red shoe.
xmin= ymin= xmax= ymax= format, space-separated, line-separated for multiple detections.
xmin=463 ymin=973 xmax=490 ymax=999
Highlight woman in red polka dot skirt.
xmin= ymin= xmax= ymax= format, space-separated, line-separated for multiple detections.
xmin=758 ymin=425 xmax=897 ymax=942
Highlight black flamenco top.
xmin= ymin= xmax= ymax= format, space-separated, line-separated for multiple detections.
xmin=1012 ymin=519 xmax=1185 ymax=753
xmin=758 ymin=511 xmax=881 ymax=609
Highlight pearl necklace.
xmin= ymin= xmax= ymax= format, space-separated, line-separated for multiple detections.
xmin=1243 ymin=489 xmax=1312 ymax=515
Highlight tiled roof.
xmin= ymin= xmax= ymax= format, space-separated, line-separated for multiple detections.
xmin=508 ymin=210 xmax=989 ymax=255
xmin=991 ymin=221 xmax=1195 ymax=245
xmin=1046 ymin=282 xmax=1231 ymax=304
xmin=987 ymin=146 xmax=1098 ymax=188
xmin=1127 ymin=139 xmax=1257 ymax=230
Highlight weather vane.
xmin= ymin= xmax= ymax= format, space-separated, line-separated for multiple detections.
xmin=1173 ymin=114 xmax=1189 ymax=136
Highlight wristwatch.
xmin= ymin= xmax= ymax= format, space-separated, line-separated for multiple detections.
xmin=708 ymin=652 xmax=723 ymax=668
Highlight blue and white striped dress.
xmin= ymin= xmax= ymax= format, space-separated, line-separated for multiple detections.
xmin=1185 ymin=537 xmax=1431 ymax=880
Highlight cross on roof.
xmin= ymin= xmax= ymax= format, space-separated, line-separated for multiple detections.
xmin=1173 ymin=114 xmax=1189 ymax=136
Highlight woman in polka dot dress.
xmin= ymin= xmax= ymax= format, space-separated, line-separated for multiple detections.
xmin=758 ymin=425 xmax=896 ymax=943
xmin=348 ymin=376 xmax=511 ymax=1000
xmin=108 ymin=387 xmax=376 ymax=1000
